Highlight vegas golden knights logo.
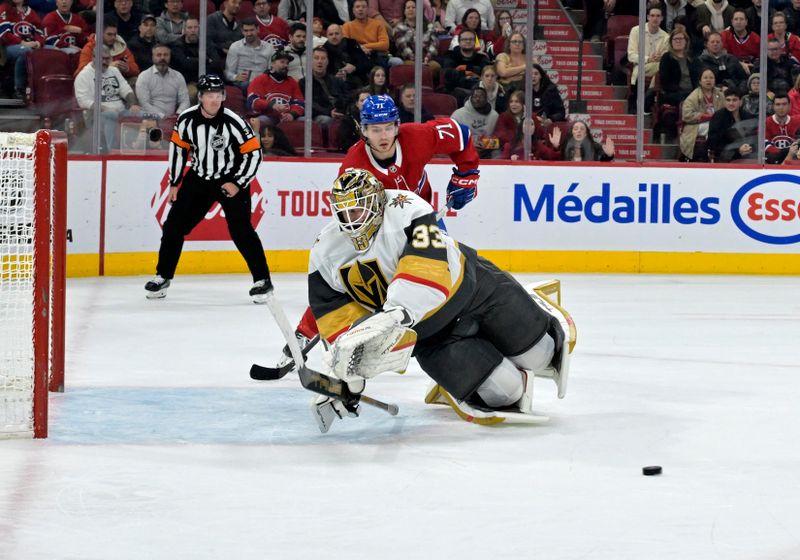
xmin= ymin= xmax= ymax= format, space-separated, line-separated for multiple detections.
xmin=339 ymin=259 xmax=389 ymax=310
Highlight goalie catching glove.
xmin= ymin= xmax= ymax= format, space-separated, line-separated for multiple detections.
xmin=446 ymin=167 xmax=479 ymax=210
xmin=330 ymin=306 xmax=417 ymax=383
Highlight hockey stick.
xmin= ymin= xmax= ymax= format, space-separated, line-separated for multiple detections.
xmin=262 ymin=291 xmax=399 ymax=416
xmin=249 ymin=334 xmax=320 ymax=380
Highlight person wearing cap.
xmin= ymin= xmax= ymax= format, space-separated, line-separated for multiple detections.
xmin=246 ymin=49 xmax=305 ymax=124
xmin=225 ymin=17 xmax=274 ymax=92
xmin=155 ymin=0 xmax=188 ymax=45
xmin=144 ymin=74 xmax=273 ymax=302
xmin=127 ymin=12 xmax=159 ymax=70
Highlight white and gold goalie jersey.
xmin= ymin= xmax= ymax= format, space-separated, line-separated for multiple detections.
xmin=308 ymin=191 xmax=479 ymax=345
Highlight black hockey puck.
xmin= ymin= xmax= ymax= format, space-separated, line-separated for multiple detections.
xmin=642 ymin=465 xmax=662 ymax=476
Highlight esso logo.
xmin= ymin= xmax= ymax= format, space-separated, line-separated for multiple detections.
xmin=536 ymin=54 xmax=554 ymax=69
xmin=731 ymin=173 xmax=800 ymax=245
xmin=152 ymin=170 xmax=267 ymax=241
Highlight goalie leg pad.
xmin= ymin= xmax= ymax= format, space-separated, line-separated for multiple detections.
xmin=424 ymin=382 xmax=548 ymax=425
xmin=476 ymin=358 xmax=524 ymax=408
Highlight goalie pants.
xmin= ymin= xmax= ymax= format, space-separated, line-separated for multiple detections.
xmin=413 ymin=257 xmax=552 ymax=401
xmin=155 ymin=171 xmax=270 ymax=282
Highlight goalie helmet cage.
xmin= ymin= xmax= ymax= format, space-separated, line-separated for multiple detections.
xmin=0 ymin=130 xmax=67 ymax=439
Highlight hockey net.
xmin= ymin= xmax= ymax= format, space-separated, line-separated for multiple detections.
xmin=0 ymin=131 xmax=67 ymax=439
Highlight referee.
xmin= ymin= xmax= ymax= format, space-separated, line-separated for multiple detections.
xmin=145 ymin=74 xmax=273 ymax=303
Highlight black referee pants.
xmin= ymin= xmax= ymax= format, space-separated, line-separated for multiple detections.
xmin=156 ymin=171 xmax=270 ymax=282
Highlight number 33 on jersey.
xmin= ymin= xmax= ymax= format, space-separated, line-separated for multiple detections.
xmin=309 ymin=191 xmax=469 ymax=344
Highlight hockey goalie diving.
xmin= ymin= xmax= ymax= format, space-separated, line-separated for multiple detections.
xmin=268 ymin=167 xmax=578 ymax=433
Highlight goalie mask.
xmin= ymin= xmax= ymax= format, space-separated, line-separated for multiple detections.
xmin=331 ymin=168 xmax=386 ymax=252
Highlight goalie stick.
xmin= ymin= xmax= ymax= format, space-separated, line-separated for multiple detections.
xmin=249 ymin=334 xmax=320 ymax=380
xmin=261 ymin=291 xmax=399 ymax=417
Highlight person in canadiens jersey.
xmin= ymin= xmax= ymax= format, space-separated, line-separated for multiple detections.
xmin=307 ymin=168 xmax=575 ymax=426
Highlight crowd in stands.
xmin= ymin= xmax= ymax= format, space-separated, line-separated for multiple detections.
xmin=2 ymin=0 xmax=799 ymax=162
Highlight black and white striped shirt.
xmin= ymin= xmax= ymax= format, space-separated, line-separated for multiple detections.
xmin=169 ymin=105 xmax=261 ymax=188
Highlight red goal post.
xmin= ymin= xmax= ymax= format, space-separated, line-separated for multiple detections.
xmin=0 ymin=130 xmax=67 ymax=439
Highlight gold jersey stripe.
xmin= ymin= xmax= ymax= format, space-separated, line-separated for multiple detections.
xmin=317 ymin=302 xmax=371 ymax=343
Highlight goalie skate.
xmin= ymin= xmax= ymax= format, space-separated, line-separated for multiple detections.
xmin=525 ymin=280 xmax=577 ymax=399
xmin=424 ymin=383 xmax=548 ymax=425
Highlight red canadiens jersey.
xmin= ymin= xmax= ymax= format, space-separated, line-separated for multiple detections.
xmin=256 ymin=15 xmax=289 ymax=48
xmin=720 ymin=29 xmax=760 ymax=62
xmin=765 ymin=115 xmax=800 ymax=154
xmin=0 ymin=6 xmax=43 ymax=46
xmin=340 ymin=118 xmax=479 ymax=203
xmin=42 ymin=11 xmax=88 ymax=49
xmin=246 ymin=73 xmax=305 ymax=117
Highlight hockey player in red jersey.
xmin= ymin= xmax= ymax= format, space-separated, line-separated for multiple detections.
xmin=277 ymin=94 xmax=481 ymax=369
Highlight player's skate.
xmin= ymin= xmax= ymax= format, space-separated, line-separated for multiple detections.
xmin=144 ymin=275 xmax=170 ymax=299
xmin=424 ymin=380 xmax=548 ymax=425
xmin=525 ymin=280 xmax=577 ymax=399
xmin=249 ymin=278 xmax=273 ymax=304
xmin=277 ymin=331 xmax=312 ymax=369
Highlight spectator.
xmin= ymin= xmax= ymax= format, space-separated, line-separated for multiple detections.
xmin=253 ymin=0 xmax=289 ymax=48
xmin=768 ymin=11 xmax=800 ymax=61
xmin=721 ymin=9 xmax=759 ymax=71
xmin=127 ymin=13 xmax=158 ymax=70
xmin=490 ymin=10 xmax=513 ymax=56
xmin=628 ymin=6 xmax=669 ymax=90
xmin=225 ymin=17 xmax=274 ymax=90
xmin=42 ymin=0 xmax=89 ymax=53
xmin=478 ymin=64 xmax=506 ymax=113
xmin=659 ymin=0 xmax=695 ymax=33
xmin=393 ymin=0 xmax=441 ymax=83
xmin=429 ymin=0 xmax=447 ymax=34
xmin=260 ymin=123 xmax=297 ymax=155
xmin=365 ymin=65 xmax=389 ymax=95
xmin=337 ymin=88 xmax=370 ymax=152
xmin=679 ymin=68 xmax=725 ymax=160
xmin=744 ymin=0 xmax=762 ymax=34
xmin=369 ymin=0 xmax=432 ymax=35
xmin=396 ymin=82 xmax=433 ymax=122
xmin=708 ymin=86 xmax=757 ymax=161
xmin=451 ymin=85 xmax=500 ymax=158
xmin=246 ymin=50 xmax=304 ymax=124
xmin=495 ymin=89 xmax=561 ymax=160
xmin=324 ymin=22 xmax=372 ymax=87
xmin=342 ymin=0 xmax=402 ymax=69
xmin=765 ymin=91 xmax=800 ymax=162
xmin=531 ymin=62 xmax=565 ymax=124
xmin=285 ymin=22 xmax=308 ymax=80
xmin=76 ymin=19 xmax=140 ymax=79
xmin=444 ymin=0 xmax=494 ymax=31
xmin=787 ymin=0 xmax=800 ymax=36
xmin=695 ymin=0 xmax=734 ymax=41
xmin=135 ymin=43 xmax=190 ymax=118
xmin=207 ymin=0 xmax=242 ymax=59
xmin=562 ymin=119 xmax=614 ymax=161
xmin=442 ymin=28 xmax=490 ymax=98
xmin=658 ymin=28 xmax=702 ymax=105
xmin=154 ymin=0 xmax=186 ymax=45
xmin=448 ymin=8 xmax=488 ymax=53
xmin=111 ymin=0 xmax=142 ymax=42
xmin=313 ymin=0 xmax=346 ymax=28
xmin=741 ymin=72 xmax=772 ymax=115
xmin=171 ymin=17 xmax=225 ymax=97
xmin=0 ymin=0 xmax=44 ymax=98
xmin=74 ymin=45 xmax=141 ymax=150
xmin=495 ymin=32 xmax=526 ymax=91
xmin=276 ymin=0 xmax=304 ymax=26
xmin=756 ymin=38 xmax=799 ymax=94
xmin=700 ymin=31 xmax=748 ymax=90
xmin=299 ymin=46 xmax=347 ymax=126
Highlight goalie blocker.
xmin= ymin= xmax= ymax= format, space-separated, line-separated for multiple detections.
xmin=309 ymin=168 xmax=577 ymax=429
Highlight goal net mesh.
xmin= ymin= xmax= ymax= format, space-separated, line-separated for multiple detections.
xmin=0 ymin=133 xmax=38 ymax=437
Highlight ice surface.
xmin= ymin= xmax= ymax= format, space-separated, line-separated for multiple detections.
xmin=2 ymin=273 xmax=800 ymax=560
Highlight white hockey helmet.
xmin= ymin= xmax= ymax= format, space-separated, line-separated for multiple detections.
xmin=331 ymin=168 xmax=386 ymax=252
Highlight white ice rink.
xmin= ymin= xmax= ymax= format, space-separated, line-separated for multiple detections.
xmin=2 ymin=272 xmax=800 ymax=560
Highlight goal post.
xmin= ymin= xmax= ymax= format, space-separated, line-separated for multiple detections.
xmin=1 ymin=130 xmax=67 ymax=439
